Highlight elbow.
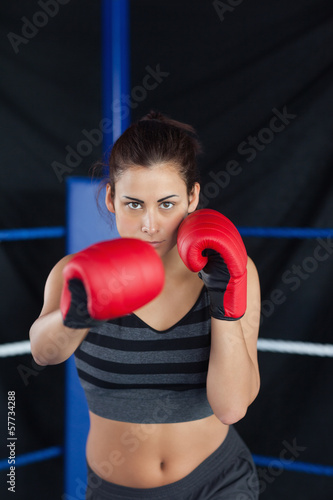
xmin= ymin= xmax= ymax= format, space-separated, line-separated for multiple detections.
xmin=213 ymin=385 xmax=260 ymax=425
xmin=29 ymin=342 xmax=49 ymax=367
xmin=30 ymin=342 xmax=48 ymax=366
xmin=208 ymin=396 xmax=249 ymax=424
xmin=29 ymin=326 xmax=49 ymax=367
xmin=207 ymin=390 xmax=250 ymax=425
xmin=216 ymin=407 xmax=248 ymax=425
xmin=32 ymin=354 xmax=48 ymax=366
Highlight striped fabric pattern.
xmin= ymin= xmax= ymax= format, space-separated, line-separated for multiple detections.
xmin=74 ymin=287 xmax=214 ymax=422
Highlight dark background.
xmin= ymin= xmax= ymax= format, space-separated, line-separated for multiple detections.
xmin=1 ymin=0 xmax=333 ymax=498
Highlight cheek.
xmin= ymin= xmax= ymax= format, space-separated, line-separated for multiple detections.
xmin=166 ymin=213 xmax=186 ymax=240
xmin=114 ymin=212 xmax=139 ymax=237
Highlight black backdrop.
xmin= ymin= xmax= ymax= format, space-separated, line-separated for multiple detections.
xmin=1 ymin=1 xmax=333 ymax=498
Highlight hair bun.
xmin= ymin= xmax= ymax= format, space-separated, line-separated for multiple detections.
xmin=141 ymin=110 xmax=165 ymax=121
xmin=138 ymin=110 xmax=202 ymax=154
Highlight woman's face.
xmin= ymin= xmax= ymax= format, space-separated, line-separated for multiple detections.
xmin=105 ymin=163 xmax=200 ymax=257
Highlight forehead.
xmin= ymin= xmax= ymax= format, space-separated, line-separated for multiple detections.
xmin=115 ymin=163 xmax=186 ymax=192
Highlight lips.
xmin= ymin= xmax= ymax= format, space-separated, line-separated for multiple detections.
xmin=147 ymin=240 xmax=165 ymax=247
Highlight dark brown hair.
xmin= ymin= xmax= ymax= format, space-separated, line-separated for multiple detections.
xmin=106 ymin=110 xmax=202 ymax=198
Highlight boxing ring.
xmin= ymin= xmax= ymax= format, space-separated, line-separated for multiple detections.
xmin=1 ymin=0 xmax=333 ymax=498
xmin=2 ymin=196 xmax=333 ymax=496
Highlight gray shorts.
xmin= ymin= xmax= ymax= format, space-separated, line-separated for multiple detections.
xmin=85 ymin=425 xmax=259 ymax=499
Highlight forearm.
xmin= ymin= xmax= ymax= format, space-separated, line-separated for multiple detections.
xmin=29 ymin=310 xmax=88 ymax=366
xmin=206 ymin=318 xmax=260 ymax=424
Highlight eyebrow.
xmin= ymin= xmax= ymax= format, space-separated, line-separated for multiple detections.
xmin=122 ymin=195 xmax=179 ymax=203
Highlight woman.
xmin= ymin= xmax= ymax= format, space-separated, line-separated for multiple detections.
xmin=30 ymin=111 xmax=261 ymax=499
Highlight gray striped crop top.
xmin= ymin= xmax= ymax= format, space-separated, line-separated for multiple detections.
xmin=74 ymin=286 xmax=214 ymax=423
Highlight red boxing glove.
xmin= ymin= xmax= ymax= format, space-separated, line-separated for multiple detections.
xmin=177 ymin=209 xmax=247 ymax=320
xmin=60 ymin=238 xmax=165 ymax=328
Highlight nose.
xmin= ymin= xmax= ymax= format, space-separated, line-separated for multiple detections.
xmin=141 ymin=209 xmax=159 ymax=236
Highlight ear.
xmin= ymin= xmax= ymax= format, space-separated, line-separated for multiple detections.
xmin=188 ymin=182 xmax=200 ymax=214
xmin=105 ymin=183 xmax=115 ymax=213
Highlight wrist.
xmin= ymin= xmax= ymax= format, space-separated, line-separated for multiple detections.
xmin=207 ymin=289 xmax=244 ymax=321
xmin=211 ymin=316 xmax=245 ymax=344
xmin=62 ymin=314 xmax=101 ymax=330
xmin=63 ymin=322 xmax=90 ymax=335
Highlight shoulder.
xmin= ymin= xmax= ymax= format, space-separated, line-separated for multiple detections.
xmin=45 ymin=254 xmax=75 ymax=290
xmin=246 ymin=256 xmax=260 ymax=287
xmin=245 ymin=256 xmax=261 ymax=311
xmin=246 ymin=256 xmax=258 ymax=276
xmin=39 ymin=254 xmax=75 ymax=316
xmin=247 ymin=255 xmax=258 ymax=272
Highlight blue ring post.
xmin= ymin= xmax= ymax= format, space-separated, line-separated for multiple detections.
xmin=102 ymin=0 xmax=130 ymax=157
xmin=64 ymin=1 xmax=130 ymax=497
xmin=63 ymin=178 xmax=120 ymax=499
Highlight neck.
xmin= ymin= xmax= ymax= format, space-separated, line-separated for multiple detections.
xmin=161 ymin=243 xmax=190 ymax=281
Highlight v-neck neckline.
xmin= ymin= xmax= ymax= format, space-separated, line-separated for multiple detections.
xmin=131 ymin=286 xmax=206 ymax=334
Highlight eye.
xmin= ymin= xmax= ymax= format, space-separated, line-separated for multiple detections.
xmin=160 ymin=202 xmax=174 ymax=209
xmin=127 ymin=202 xmax=142 ymax=210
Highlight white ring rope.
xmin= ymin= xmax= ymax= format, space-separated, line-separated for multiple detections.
xmin=0 ymin=340 xmax=31 ymax=357
xmin=0 ymin=339 xmax=333 ymax=358
xmin=257 ymin=339 xmax=333 ymax=357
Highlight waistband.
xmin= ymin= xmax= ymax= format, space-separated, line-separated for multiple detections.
xmin=86 ymin=425 xmax=247 ymax=499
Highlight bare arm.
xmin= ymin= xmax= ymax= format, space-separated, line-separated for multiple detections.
xmin=206 ymin=257 xmax=261 ymax=424
xmin=29 ymin=255 xmax=89 ymax=366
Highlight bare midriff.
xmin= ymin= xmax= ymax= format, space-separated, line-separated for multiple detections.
xmin=86 ymin=412 xmax=229 ymax=488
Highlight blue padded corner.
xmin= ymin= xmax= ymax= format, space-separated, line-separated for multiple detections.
xmin=65 ymin=176 xmax=119 ymax=254
xmin=64 ymin=176 xmax=119 ymax=498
